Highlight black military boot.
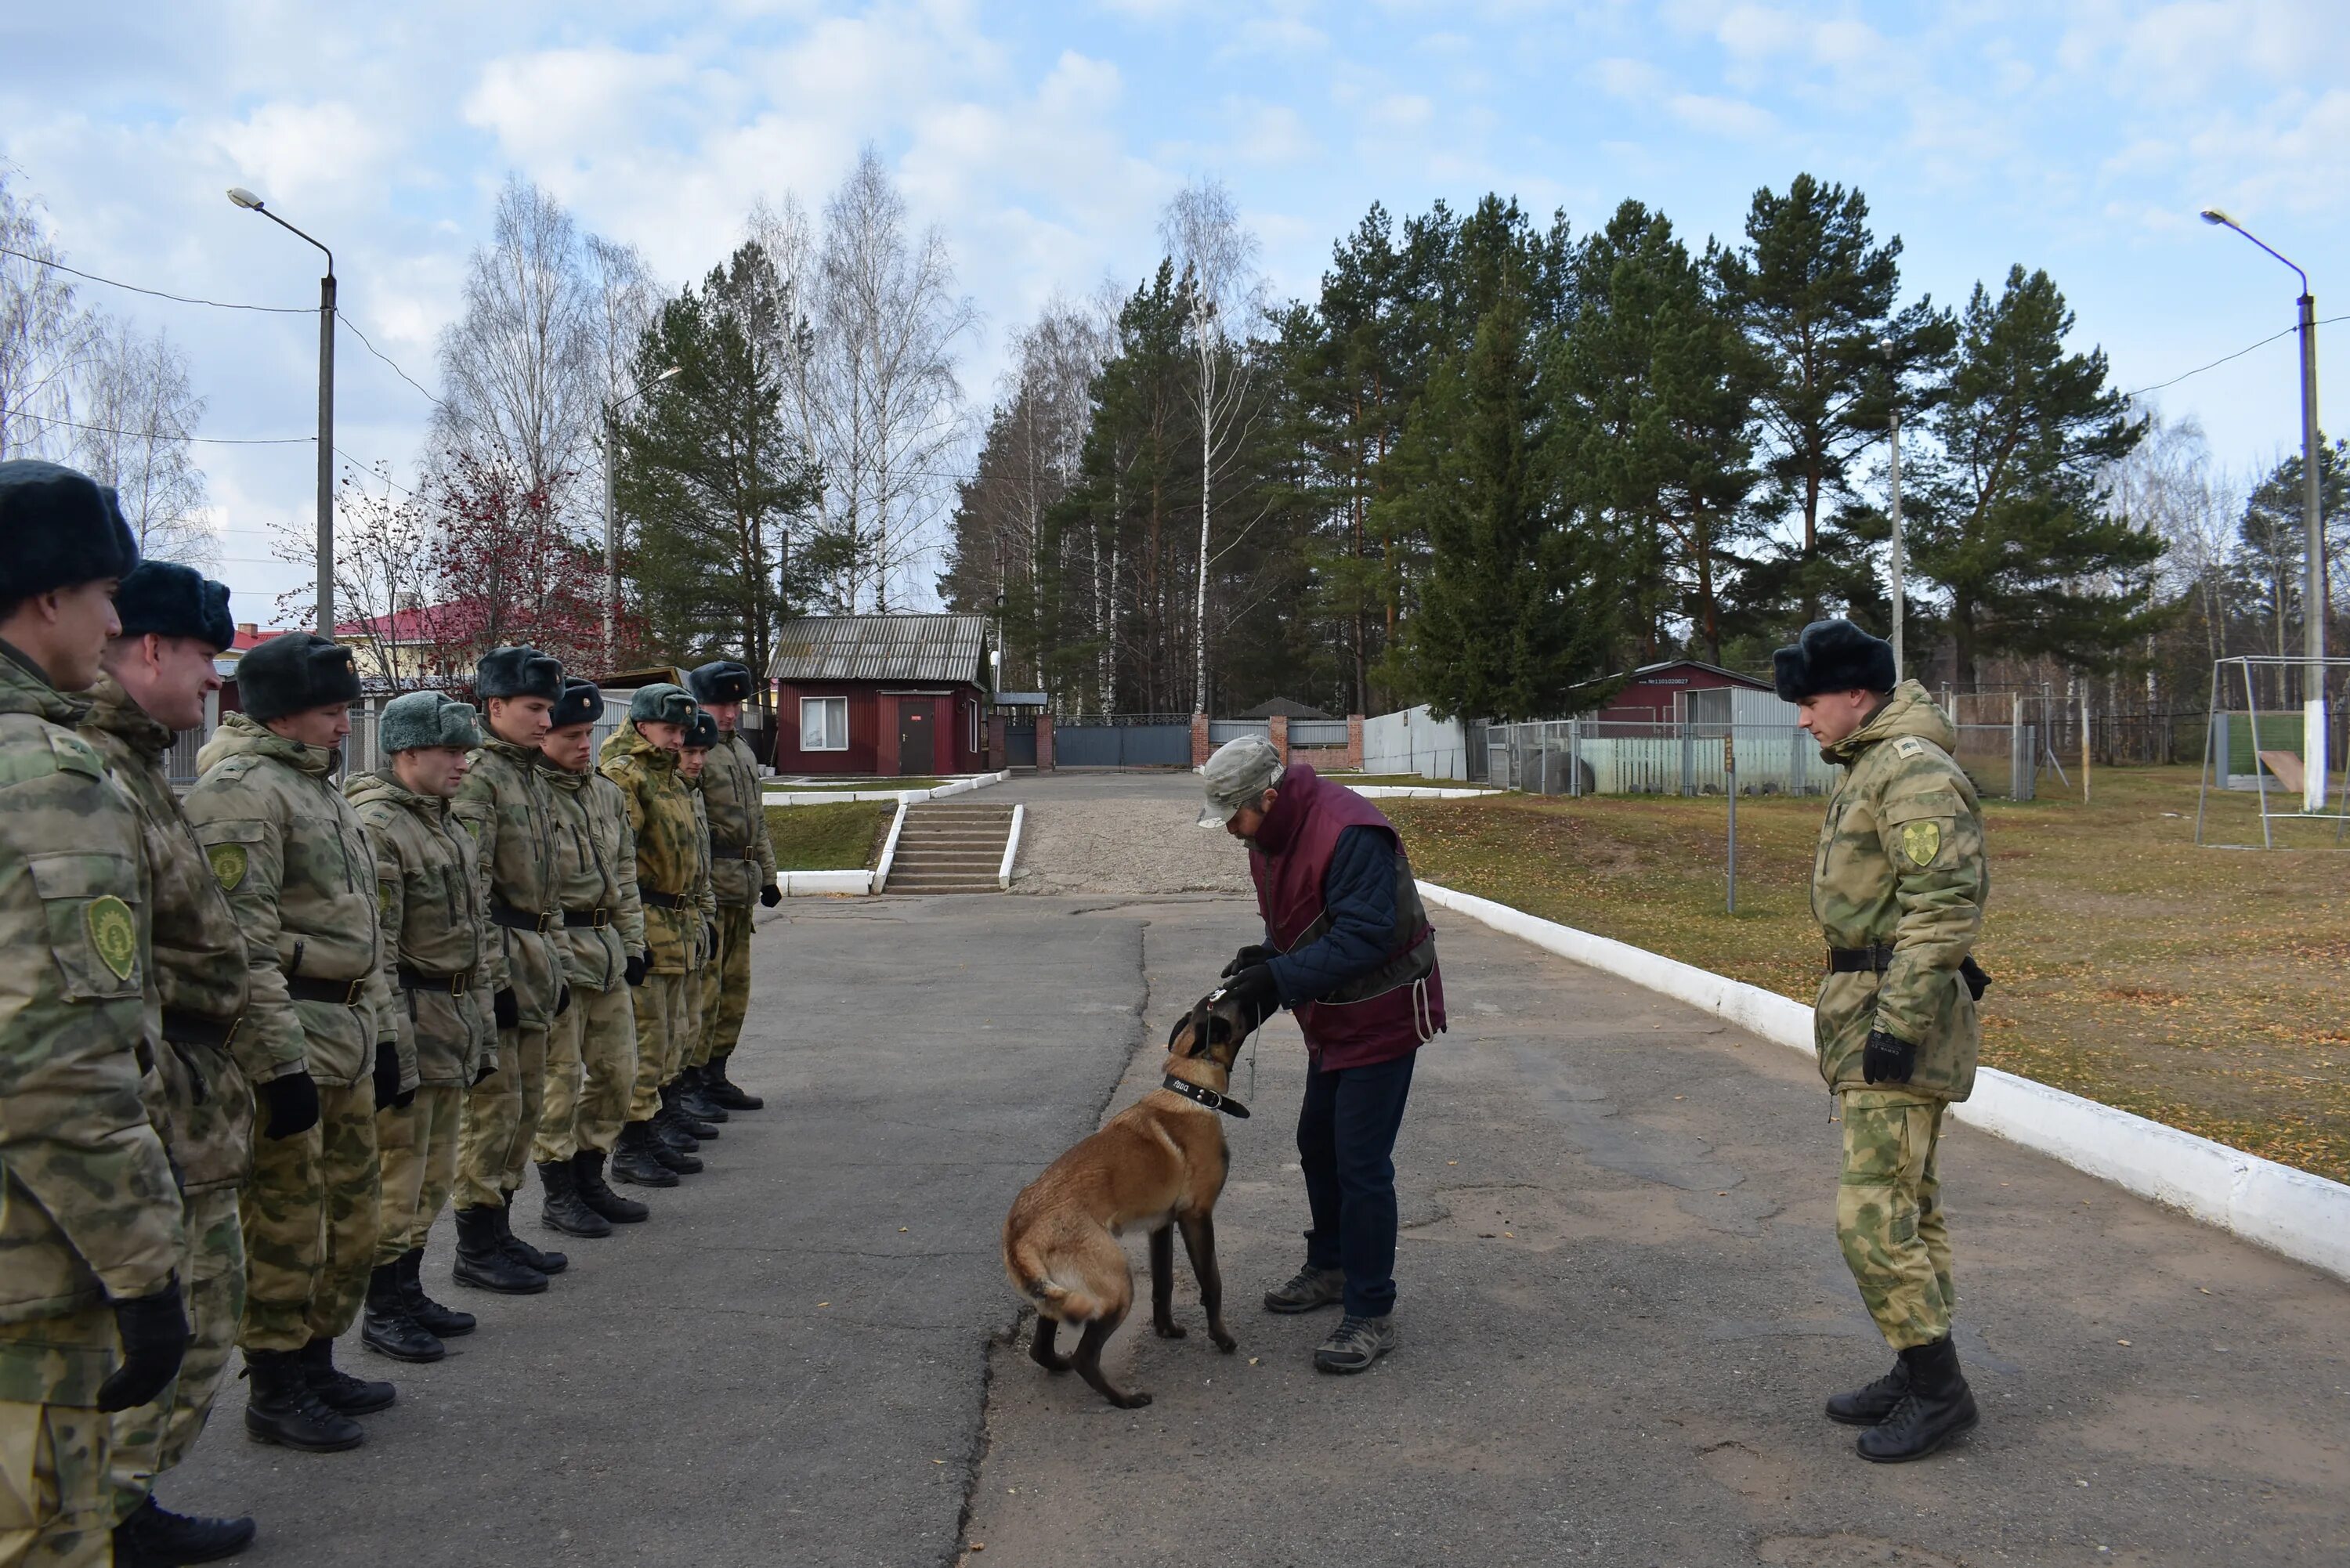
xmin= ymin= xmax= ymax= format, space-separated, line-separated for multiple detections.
xmin=678 ymin=1064 xmax=730 ymax=1123
xmin=649 ymin=1111 xmax=704 ymax=1174
xmin=660 ymin=1081 xmax=717 ymax=1143
xmin=453 ymin=1204 xmax=548 ymax=1294
xmin=1855 ymin=1337 xmax=1979 ymax=1462
xmin=1826 ymin=1357 xmax=1911 ymax=1425
xmin=538 ymin=1159 xmax=613 ymax=1238
xmin=299 ymin=1335 xmax=396 ymax=1414
xmin=497 ymin=1191 xmax=569 ymax=1274
xmin=243 ymin=1348 xmax=364 ymax=1451
xmin=114 ymin=1494 xmax=257 ymax=1564
xmin=574 ymin=1148 xmax=649 ymax=1222
xmin=360 ymin=1263 xmax=445 ymax=1363
xmin=611 ymin=1121 xmax=680 ymax=1187
xmin=398 ymin=1248 xmax=474 ymax=1338
xmin=703 ymin=1053 xmax=763 ymax=1111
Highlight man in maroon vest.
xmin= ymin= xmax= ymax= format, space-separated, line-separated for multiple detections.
xmin=1202 ymin=735 xmax=1445 ymax=1374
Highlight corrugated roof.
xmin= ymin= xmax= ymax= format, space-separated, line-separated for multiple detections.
xmin=768 ymin=615 xmax=989 ymax=686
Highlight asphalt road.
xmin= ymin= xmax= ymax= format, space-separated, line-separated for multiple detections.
xmin=171 ymin=878 xmax=2349 ymax=1567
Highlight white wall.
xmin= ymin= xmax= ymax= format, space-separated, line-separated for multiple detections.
xmin=1363 ymin=705 xmax=1466 ymax=779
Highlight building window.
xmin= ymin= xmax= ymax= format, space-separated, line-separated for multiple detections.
xmin=800 ymin=696 xmax=848 ymax=752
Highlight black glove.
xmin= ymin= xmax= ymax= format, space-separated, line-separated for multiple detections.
xmin=96 ymin=1277 xmax=190 ymax=1412
xmin=706 ymin=921 xmax=721 ymax=957
xmin=372 ymin=1038 xmax=401 ymax=1111
xmin=1220 ymin=944 xmax=1275 ymax=979
xmin=624 ymin=952 xmax=649 ymax=988
xmin=258 ymin=1071 xmax=320 ymax=1140
xmin=760 ymin=883 xmax=782 ymax=908
xmin=493 ymin=988 xmax=519 ymax=1030
xmin=1220 ymin=963 xmax=1281 ymax=1031
xmin=1862 ymin=1029 xmax=1917 ymax=1085
xmin=555 ymin=984 xmax=572 ymax=1017
xmin=472 ymin=1060 xmax=499 ymax=1087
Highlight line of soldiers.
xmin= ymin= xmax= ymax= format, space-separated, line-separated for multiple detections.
xmin=0 ymin=459 xmax=781 ymax=1566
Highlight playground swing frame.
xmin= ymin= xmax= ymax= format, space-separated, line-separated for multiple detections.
xmin=2195 ymin=654 xmax=2350 ymax=849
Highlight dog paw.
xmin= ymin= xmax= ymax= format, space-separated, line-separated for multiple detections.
xmin=1213 ymin=1334 xmax=1238 ymax=1353
xmin=1114 ymin=1392 xmax=1154 ymax=1409
xmin=1152 ymin=1322 xmax=1188 ymax=1339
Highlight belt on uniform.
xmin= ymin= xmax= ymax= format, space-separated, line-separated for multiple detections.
xmin=708 ymin=832 xmax=756 ymax=861
xmin=286 ymin=974 xmax=367 ymax=1006
xmin=1827 ymin=944 xmax=1896 ymax=974
xmin=161 ymin=1008 xmax=240 ymax=1050
xmin=490 ymin=901 xmax=557 ymax=932
xmin=563 ymin=906 xmax=613 ymax=929
xmin=641 ymin=889 xmax=689 ymax=910
xmin=396 ymin=965 xmax=469 ymax=995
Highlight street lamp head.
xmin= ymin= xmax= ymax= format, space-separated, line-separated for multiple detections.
xmin=2200 ymin=208 xmax=2233 ymax=228
xmin=227 ymin=186 xmax=265 ymax=211
xmin=656 ymin=365 xmax=682 ymax=382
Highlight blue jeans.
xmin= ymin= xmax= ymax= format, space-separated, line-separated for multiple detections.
xmin=1296 ymin=1052 xmax=1416 ymax=1319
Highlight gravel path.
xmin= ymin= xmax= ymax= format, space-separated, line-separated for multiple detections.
xmin=1009 ymin=793 xmax=1253 ymax=895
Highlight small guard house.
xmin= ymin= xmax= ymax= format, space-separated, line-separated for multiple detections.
xmin=767 ymin=614 xmax=993 ymax=776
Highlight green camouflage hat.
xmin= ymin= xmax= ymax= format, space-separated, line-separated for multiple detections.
xmin=1198 ymin=735 xmax=1284 ymax=827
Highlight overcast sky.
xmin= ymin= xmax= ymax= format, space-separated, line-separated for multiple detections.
xmin=4 ymin=0 xmax=2343 ymax=622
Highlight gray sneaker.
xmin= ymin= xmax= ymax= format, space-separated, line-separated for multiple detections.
xmin=1314 ymin=1313 xmax=1396 ymax=1374
xmin=1263 ymin=1265 xmax=1346 ymax=1314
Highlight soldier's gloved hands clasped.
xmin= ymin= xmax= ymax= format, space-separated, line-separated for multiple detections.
xmin=760 ymin=883 xmax=782 ymax=908
xmin=1861 ymin=1029 xmax=1917 ymax=1085
xmin=1221 ymin=944 xmax=1275 ymax=979
xmin=258 ymin=1071 xmax=320 ymax=1140
xmin=624 ymin=952 xmax=648 ymax=988
xmin=96 ymin=1277 xmax=190 ymax=1412
xmin=493 ymin=987 xmax=519 ymax=1031
xmin=372 ymin=1038 xmax=404 ymax=1111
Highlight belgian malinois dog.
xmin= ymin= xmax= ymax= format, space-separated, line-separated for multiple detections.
xmin=1001 ymin=988 xmax=1259 ymax=1408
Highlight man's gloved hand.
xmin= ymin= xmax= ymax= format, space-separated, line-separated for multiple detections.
xmin=1220 ymin=963 xmax=1281 ymax=1031
xmin=555 ymin=984 xmax=572 ymax=1017
xmin=258 ymin=1071 xmax=320 ymax=1140
xmin=1861 ymin=1029 xmax=1917 ymax=1085
xmin=760 ymin=883 xmax=782 ymax=909
xmin=96 ymin=1277 xmax=190 ymax=1413
xmin=493 ymin=988 xmax=519 ymax=1030
xmin=624 ymin=952 xmax=649 ymax=988
xmin=473 ymin=1060 xmax=499 ymax=1087
xmin=372 ymin=1039 xmax=410 ymax=1111
xmin=1220 ymin=945 xmax=1275 ymax=980
xmin=706 ymin=922 xmax=721 ymax=959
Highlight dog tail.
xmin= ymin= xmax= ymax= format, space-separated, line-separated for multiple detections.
xmin=1005 ymin=1237 xmax=1102 ymax=1322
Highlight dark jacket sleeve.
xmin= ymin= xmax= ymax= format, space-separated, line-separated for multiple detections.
xmin=1267 ymin=826 xmax=1396 ymax=1005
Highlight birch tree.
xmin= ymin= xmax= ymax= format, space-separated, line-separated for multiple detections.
xmin=0 ymin=167 xmax=92 ymax=459
xmin=71 ymin=321 xmax=214 ymax=567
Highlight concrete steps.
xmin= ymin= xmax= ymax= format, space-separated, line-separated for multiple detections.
xmin=884 ymin=803 xmax=1016 ymax=894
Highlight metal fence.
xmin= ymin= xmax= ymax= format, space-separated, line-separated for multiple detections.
xmin=1485 ymin=720 xmax=1838 ymax=797
xmin=1055 ymin=721 xmax=1191 ymax=767
xmin=1289 ymin=718 xmax=1350 ymax=747
xmin=1207 ymin=719 xmax=1270 ymax=745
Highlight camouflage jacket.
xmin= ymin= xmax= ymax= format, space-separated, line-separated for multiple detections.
xmin=689 ymin=784 xmax=714 ymax=969
xmin=81 ymin=673 xmax=254 ymax=1195
xmin=598 ymin=721 xmax=714 ymax=974
xmin=0 ymin=642 xmax=183 ymax=1326
xmin=700 ymin=730 xmax=776 ymax=907
xmin=345 ymin=769 xmax=494 ymax=1088
xmin=186 ymin=713 xmax=392 ymax=1091
xmin=451 ymin=735 xmax=564 ymax=1028
xmin=1810 ymin=681 xmax=1987 ymax=1102
xmin=541 ymin=757 xmax=645 ymax=993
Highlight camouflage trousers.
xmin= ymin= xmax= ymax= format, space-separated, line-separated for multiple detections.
xmin=0 ymin=1308 xmax=118 ymax=1566
xmin=375 ymin=1086 xmax=461 ymax=1263
xmin=240 ymin=1081 xmax=380 ymax=1353
xmin=681 ymin=960 xmax=710 ymax=1071
xmin=627 ymin=973 xmax=690 ymax=1121
xmin=700 ymin=902 xmax=755 ymax=1070
xmin=454 ymin=1024 xmax=547 ymax=1209
xmin=536 ymin=983 xmax=636 ymax=1162
xmin=107 ymin=1186 xmax=244 ymax=1523
xmin=1837 ymin=1088 xmax=1954 ymax=1350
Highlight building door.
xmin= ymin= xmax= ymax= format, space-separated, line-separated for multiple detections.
xmin=898 ymin=703 xmax=935 ymax=775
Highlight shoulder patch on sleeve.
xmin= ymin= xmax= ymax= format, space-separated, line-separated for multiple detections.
xmin=208 ymin=841 xmax=248 ymax=890
xmin=1900 ymin=820 xmax=1942 ymax=866
xmin=46 ymin=727 xmax=106 ymax=778
xmin=1894 ymin=737 xmax=1924 ymax=759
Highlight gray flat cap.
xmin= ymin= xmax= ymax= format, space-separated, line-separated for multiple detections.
xmin=1198 ymin=735 xmax=1285 ymax=827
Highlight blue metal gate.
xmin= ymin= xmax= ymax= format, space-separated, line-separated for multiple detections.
xmin=1055 ymin=722 xmax=1192 ymax=768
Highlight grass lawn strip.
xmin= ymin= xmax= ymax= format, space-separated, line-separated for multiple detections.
xmin=765 ymin=802 xmax=891 ymax=872
xmin=768 ymin=776 xmax=947 ymax=793
xmin=1385 ymin=765 xmax=2350 ymax=1185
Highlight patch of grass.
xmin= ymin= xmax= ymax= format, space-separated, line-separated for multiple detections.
xmin=765 ymin=802 xmax=891 ymax=870
xmin=1386 ymin=765 xmax=2350 ymax=1183
xmin=767 ymin=776 xmax=948 ymax=793
xmin=1332 ymin=774 xmax=1499 ymax=789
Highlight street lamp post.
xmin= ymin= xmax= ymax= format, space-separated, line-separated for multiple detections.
xmin=227 ymin=187 xmax=334 ymax=635
xmin=2204 ymin=208 xmax=2326 ymax=811
xmin=601 ymin=366 xmax=682 ymax=667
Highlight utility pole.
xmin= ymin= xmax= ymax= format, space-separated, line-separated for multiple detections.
xmin=1889 ymin=402 xmax=1904 ymax=681
xmin=228 ymin=187 xmax=334 ymax=633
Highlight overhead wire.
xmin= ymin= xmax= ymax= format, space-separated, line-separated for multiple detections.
xmin=12 ymin=409 xmax=312 ymax=446
xmin=2125 ymin=316 xmax=2350 ymax=400
xmin=0 ymin=244 xmax=312 ymax=313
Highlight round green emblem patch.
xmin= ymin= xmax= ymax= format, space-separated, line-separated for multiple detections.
xmin=86 ymin=895 xmax=136 ymax=981
xmin=208 ymin=843 xmax=248 ymax=890
xmin=1900 ymin=820 xmax=1942 ymax=867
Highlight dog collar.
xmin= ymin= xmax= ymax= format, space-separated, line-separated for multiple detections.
xmin=1162 ymin=1074 xmax=1249 ymax=1118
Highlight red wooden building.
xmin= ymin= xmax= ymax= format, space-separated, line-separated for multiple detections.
xmin=1589 ymin=659 xmax=1771 ymax=724
xmin=767 ymin=614 xmax=993 ymax=777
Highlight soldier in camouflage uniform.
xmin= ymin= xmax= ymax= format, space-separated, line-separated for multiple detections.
xmin=185 ymin=631 xmax=403 ymax=1453
xmin=80 ymin=562 xmax=258 ymax=1563
xmin=671 ymin=716 xmax=725 ymax=1145
xmin=1780 ymin=619 xmax=1987 ymax=1464
xmin=599 ymin=685 xmax=712 ymax=1182
xmin=684 ymin=661 xmax=778 ymax=1114
xmin=0 ymin=461 xmax=188 ymax=1566
xmin=533 ymin=679 xmax=654 ymax=1223
xmin=448 ymin=648 xmax=570 ymax=1295
xmin=346 ymin=692 xmax=497 ymax=1360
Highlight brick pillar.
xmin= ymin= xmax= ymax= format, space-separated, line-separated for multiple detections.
xmin=1036 ymin=712 xmax=1056 ymax=771
xmin=988 ymin=712 xmax=1007 ymax=771
xmin=1346 ymin=714 xmax=1365 ymax=771
xmin=1191 ymin=713 xmax=1210 ymax=766
xmin=1269 ymin=714 xmax=1289 ymax=764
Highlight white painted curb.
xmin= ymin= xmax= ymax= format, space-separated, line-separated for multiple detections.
xmin=778 ymin=869 xmax=872 ymax=896
xmin=998 ymin=803 xmax=1025 ymax=890
xmin=1346 ymin=784 xmax=1499 ymax=800
xmin=1418 ymin=880 xmax=2350 ymax=1284
xmin=764 ymin=769 xmax=1012 ymax=807
xmin=872 ymin=799 xmax=910 ymax=894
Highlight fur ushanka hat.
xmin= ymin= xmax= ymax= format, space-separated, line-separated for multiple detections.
xmin=682 ymin=711 xmax=718 ymax=750
xmin=475 ymin=645 xmax=564 ymax=703
xmin=380 ymin=690 xmax=482 ymax=753
xmin=628 ymin=683 xmax=696 ymax=728
xmin=549 ymin=677 xmax=605 ymax=730
xmin=687 ymin=659 xmax=754 ymax=705
xmin=237 ymin=634 xmax=362 ymax=722
xmin=1772 ymin=619 xmax=1896 ymax=703
xmin=114 ymin=561 xmax=234 ymax=652
xmin=0 ymin=459 xmax=140 ymax=605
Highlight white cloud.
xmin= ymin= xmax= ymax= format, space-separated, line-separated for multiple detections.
xmin=1595 ymin=56 xmax=1665 ymax=101
xmin=1667 ymin=92 xmax=1776 ymax=141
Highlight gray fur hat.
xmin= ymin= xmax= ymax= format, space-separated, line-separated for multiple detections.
xmin=237 ymin=634 xmax=361 ymax=722
xmin=475 ymin=645 xmax=564 ymax=703
xmin=1772 ymin=619 xmax=1896 ymax=703
xmin=114 ymin=561 xmax=234 ymax=651
xmin=687 ymin=659 xmax=754 ymax=705
xmin=629 ymin=682 xmax=696 ymax=727
xmin=381 ymin=691 xmax=481 ymax=753
xmin=549 ymin=677 xmax=604 ymax=730
xmin=0 ymin=459 xmax=140 ymax=605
